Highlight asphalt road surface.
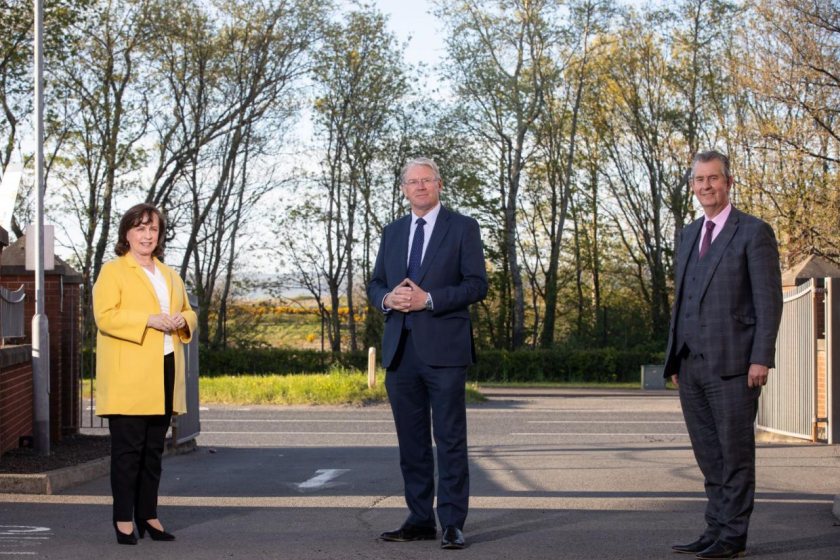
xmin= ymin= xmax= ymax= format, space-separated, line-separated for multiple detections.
xmin=2 ymin=388 xmax=839 ymax=559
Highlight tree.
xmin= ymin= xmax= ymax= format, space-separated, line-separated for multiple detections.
xmin=144 ymin=0 xmax=325 ymax=344
xmin=532 ymin=0 xmax=612 ymax=348
xmin=0 ymin=0 xmax=92 ymax=235
xmin=295 ymin=6 xmax=405 ymax=353
xmin=666 ymin=0 xmax=741 ymax=245
xmin=438 ymin=0 xmax=553 ymax=349
xmin=52 ymin=0 xmax=152 ymax=351
xmin=733 ymin=0 xmax=840 ymax=262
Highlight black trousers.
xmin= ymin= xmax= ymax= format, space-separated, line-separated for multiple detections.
xmin=108 ymin=353 xmax=175 ymax=522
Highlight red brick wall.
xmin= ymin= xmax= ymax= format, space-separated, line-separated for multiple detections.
xmin=59 ymin=281 xmax=81 ymax=435
xmin=0 ymin=272 xmax=81 ymax=453
xmin=0 ymin=356 xmax=33 ymax=455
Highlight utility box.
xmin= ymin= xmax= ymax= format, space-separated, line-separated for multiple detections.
xmin=641 ymin=364 xmax=666 ymax=390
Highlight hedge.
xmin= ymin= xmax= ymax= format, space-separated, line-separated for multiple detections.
xmin=199 ymin=347 xmax=368 ymax=376
xmin=198 ymin=346 xmax=664 ymax=383
xmin=467 ymin=348 xmax=663 ymax=383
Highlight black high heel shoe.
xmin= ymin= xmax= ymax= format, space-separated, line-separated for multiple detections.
xmin=136 ymin=518 xmax=176 ymax=541
xmin=113 ymin=521 xmax=137 ymax=545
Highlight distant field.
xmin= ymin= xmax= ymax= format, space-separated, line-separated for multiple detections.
xmin=226 ymin=300 xmax=346 ymax=349
xmin=253 ymin=313 xmax=323 ymax=348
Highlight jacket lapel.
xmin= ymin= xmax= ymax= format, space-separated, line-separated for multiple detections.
xmin=699 ymin=208 xmax=740 ymax=299
xmin=675 ymin=218 xmax=703 ymax=301
xmin=125 ymin=252 xmax=158 ymax=304
xmin=391 ymin=215 xmax=411 ymax=282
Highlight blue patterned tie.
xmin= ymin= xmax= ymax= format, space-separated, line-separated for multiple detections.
xmin=405 ymin=218 xmax=425 ymax=328
xmin=407 ymin=218 xmax=426 ymax=282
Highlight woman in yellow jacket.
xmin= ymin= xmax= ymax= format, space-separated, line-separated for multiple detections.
xmin=94 ymin=203 xmax=197 ymax=545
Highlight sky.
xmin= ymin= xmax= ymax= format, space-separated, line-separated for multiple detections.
xmin=374 ymin=0 xmax=445 ymax=68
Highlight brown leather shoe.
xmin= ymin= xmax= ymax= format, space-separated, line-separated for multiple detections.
xmin=380 ymin=523 xmax=436 ymax=542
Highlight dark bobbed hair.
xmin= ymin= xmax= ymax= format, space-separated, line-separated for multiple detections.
xmin=691 ymin=150 xmax=731 ymax=180
xmin=115 ymin=203 xmax=166 ymax=258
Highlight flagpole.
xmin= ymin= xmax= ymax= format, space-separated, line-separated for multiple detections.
xmin=32 ymin=0 xmax=51 ymax=456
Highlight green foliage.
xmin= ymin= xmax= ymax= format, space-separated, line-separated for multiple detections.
xmin=467 ymin=347 xmax=663 ymax=384
xmin=199 ymin=347 xmax=369 ymax=376
xmin=199 ymin=345 xmax=663 ymax=385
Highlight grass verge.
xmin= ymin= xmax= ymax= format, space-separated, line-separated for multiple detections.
xmin=85 ymin=373 xmax=656 ymax=408
xmin=199 ymin=369 xmax=486 ymax=406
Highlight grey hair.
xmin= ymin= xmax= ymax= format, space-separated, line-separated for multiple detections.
xmin=400 ymin=157 xmax=441 ymax=184
xmin=691 ymin=150 xmax=731 ymax=180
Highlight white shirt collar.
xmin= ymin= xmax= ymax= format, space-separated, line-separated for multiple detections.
xmin=412 ymin=203 xmax=441 ymax=229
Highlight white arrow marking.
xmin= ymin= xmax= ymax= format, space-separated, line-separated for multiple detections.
xmin=295 ymin=469 xmax=349 ymax=490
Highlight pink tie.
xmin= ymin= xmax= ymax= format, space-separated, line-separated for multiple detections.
xmin=700 ymin=221 xmax=715 ymax=258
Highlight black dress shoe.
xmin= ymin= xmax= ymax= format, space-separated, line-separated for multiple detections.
xmin=696 ymin=541 xmax=746 ymax=559
xmin=136 ymin=518 xmax=176 ymax=541
xmin=672 ymin=536 xmax=716 ymax=554
xmin=440 ymin=526 xmax=465 ymax=549
xmin=380 ymin=523 xmax=436 ymax=542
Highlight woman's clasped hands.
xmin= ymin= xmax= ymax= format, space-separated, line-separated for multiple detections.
xmin=147 ymin=313 xmax=187 ymax=333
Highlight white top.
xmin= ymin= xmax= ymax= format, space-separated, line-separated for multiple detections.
xmin=143 ymin=265 xmax=174 ymax=355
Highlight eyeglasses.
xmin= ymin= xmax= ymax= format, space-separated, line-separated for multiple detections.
xmin=403 ymin=177 xmax=439 ymax=187
xmin=690 ymin=174 xmax=723 ymax=186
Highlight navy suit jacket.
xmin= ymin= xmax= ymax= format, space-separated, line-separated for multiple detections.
xmin=368 ymin=206 xmax=488 ymax=369
xmin=664 ymin=207 xmax=783 ymax=378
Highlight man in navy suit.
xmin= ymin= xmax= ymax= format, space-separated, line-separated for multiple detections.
xmin=368 ymin=157 xmax=487 ymax=550
xmin=664 ymin=150 xmax=783 ymax=559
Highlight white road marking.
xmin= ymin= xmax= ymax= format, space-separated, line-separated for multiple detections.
xmin=511 ymin=432 xmax=689 ymax=436
xmin=527 ymin=420 xmax=685 ymax=424
xmin=295 ymin=469 xmax=350 ymax=490
xmin=201 ymin=431 xmax=394 ymax=435
xmin=0 ymin=526 xmax=50 ymax=555
xmin=0 ymin=494 xmax=829 ymax=509
xmin=0 ymin=527 xmax=51 ymax=537
xmin=201 ymin=419 xmax=393 ymax=423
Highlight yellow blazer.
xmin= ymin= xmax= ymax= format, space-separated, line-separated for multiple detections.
xmin=93 ymin=253 xmax=198 ymax=416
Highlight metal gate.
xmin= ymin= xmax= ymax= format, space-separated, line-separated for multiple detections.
xmin=172 ymin=294 xmax=201 ymax=444
xmin=756 ymin=279 xmax=817 ymax=439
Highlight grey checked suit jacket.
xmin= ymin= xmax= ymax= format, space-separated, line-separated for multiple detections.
xmin=664 ymin=207 xmax=783 ymax=378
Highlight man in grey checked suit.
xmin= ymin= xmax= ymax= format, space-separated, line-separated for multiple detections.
xmin=664 ymin=150 xmax=783 ymax=559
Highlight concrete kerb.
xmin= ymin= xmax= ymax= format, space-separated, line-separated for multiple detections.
xmin=0 ymin=439 xmax=196 ymax=495
xmin=0 ymin=457 xmax=110 ymax=494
